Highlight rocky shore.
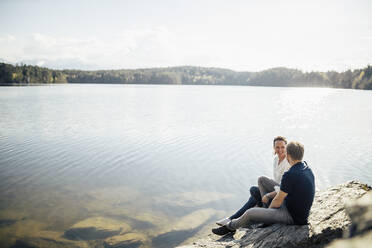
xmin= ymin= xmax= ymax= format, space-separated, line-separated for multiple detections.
xmin=0 ymin=181 xmax=370 ymax=248
xmin=177 ymin=181 xmax=372 ymax=248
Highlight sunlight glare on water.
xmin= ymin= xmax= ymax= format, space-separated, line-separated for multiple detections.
xmin=0 ymin=84 xmax=371 ymax=247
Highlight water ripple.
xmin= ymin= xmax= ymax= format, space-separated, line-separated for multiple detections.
xmin=0 ymin=85 xmax=372 ymax=248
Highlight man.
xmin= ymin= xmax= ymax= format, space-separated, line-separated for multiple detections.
xmin=212 ymin=141 xmax=315 ymax=235
xmin=216 ymin=136 xmax=290 ymax=226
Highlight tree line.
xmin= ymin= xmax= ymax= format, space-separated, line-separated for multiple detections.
xmin=0 ymin=63 xmax=67 ymax=85
xmin=1 ymin=62 xmax=372 ymax=90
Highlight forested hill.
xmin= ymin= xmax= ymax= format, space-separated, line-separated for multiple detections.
xmin=1 ymin=62 xmax=372 ymax=90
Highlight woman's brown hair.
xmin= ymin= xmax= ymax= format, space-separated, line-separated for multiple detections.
xmin=273 ymin=136 xmax=287 ymax=146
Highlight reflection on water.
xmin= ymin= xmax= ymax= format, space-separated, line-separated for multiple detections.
xmin=0 ymin=84 xmax=372 ymax=247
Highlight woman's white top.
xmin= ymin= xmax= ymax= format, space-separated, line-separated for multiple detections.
xmin=273 ymin=155 xmax=291 ymax=192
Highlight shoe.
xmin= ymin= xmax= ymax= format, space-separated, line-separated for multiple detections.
xmin=257 ymin=223 xmax=273 ymax=228
xmin=212 ymin=225 xmax=234 ymax=236
xmin=216 ymin=217 xmax=231 ymax=226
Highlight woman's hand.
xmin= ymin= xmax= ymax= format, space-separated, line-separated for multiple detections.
xmin=262 ymin=194 xmax=270 ymax=204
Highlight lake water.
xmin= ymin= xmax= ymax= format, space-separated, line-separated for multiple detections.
xmin=0 ymin=84 xmax=372 ymax=247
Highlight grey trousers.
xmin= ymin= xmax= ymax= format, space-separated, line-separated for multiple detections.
xmin=229 ymin=203 xmax=294 ymax=230
xmin=258 ymin=176 xmax=280 ymax=197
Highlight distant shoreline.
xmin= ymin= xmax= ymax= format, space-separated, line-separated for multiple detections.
xmin=0 ymin=83 xmax=67 ymax=86
xmin=0 ymin=82 xmax=339 ymax=89
xmin=1 ymin=62 xmax=372 ymax=90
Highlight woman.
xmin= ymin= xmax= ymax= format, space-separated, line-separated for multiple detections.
xmin=216 ymin=136 xmax=290 ymax=226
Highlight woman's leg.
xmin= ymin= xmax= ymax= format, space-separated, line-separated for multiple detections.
xmin=250 ymin=186 xmax=262 ymax=206
xmin=230 ymin=186 xmax=260 ymax=220
xmin=258 ymin=176 xmax=280 ymax=197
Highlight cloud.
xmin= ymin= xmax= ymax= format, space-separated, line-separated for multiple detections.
xmin=0 ymin=27 xmax=189 ymax=70
xmin=1 ymin=27 xmax=371 ymax=72
xmin=0 ymin=34 xmax=15 ymax=42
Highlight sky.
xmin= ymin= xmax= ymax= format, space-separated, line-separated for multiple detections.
xmin=0 ymin=0 xmax=371 ymax=72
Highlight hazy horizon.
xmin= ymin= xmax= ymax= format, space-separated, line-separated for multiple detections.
xmin=1 ymin=0 xmax=371 ymax=72
xmin=2 ymin=60 xmax=372 ymax=74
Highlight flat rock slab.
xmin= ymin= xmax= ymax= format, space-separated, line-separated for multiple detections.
xmin=326 ymin=190 xmax=372 ymax=248
xmin=326 ymin=231 xmax=372 ymax=248
xmin=177 ymin=181 xmax=371 ymax=248
xmin=64 ymin=217 xmax=131 ymax=241
xmin=344 ymin=189 xmax=372 ymax=236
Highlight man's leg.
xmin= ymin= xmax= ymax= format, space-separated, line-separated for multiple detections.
xmin=229 ymin=205 xmax=294 ymax=230
xmin=258 ymin=176 xmax=280 ymax=197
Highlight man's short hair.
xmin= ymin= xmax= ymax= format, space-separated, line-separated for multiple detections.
xmin=286 ymin=141 xmax=304 ymax=161
xmin=273 ymin=136 xmax=287 ymax=146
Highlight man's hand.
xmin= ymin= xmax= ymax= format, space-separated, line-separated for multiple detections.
xmin=269 ymin=190 xmax=288 ymax=208
xmin=262 ymin=191 xmax=277 ymax=204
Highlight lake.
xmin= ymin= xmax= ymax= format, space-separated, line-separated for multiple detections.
xmin=0 ymin=84 xmax=372 ymax=247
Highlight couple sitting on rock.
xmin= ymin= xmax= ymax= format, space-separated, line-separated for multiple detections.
xmin=212 ymin=136 xmax=315 ymax=235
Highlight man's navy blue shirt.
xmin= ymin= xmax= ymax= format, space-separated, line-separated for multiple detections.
xmin=280 ymin=161 xmax=315 ymax=225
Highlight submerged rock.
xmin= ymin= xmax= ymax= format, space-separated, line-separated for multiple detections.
xmin=153 ymin=209 xmax=225 ymax=248
xmin=177 ymin=181 xmax=371 ymax=248
xmin=11 ymin=231 xmax=87 ymax=248
xmin=0 ymin=209 xmax=28 ymax=228
xmin=154 ymin=191 xmax=234 ymax=208
xmin=0 ymin=219 xmax=47 ymax=247
xmin=104 ymin=232 xmax=148 ymax=248
xmin=159 ymin=209 xmax=224 ymax=234
xmin=64 ymin=217 xmax=131 ymax=240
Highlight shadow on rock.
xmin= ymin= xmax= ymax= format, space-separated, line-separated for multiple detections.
xmin=0 ymin=219 xmax=17 ymax=228
xmin=64 ymin=227 xmax=121 ymax=240
xmin=63 ymin=216 xmax=131 ymax=241
xmin=152 ymin=228 xmax=201 ymax=248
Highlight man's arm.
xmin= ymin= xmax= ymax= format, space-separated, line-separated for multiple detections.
xmin=269 ymin=190 xmax=288 ymax=208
